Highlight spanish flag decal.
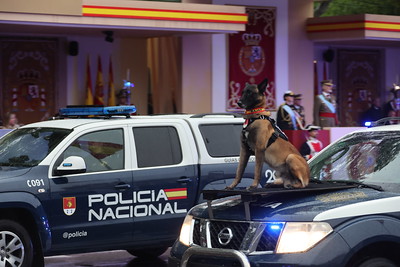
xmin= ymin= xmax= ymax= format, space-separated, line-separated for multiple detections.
xmin=164 ymin=188 xmax=187 ymax=200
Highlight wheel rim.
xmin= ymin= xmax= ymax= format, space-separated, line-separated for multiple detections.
xmin=0 ymin=231 xmax=25 ymax=267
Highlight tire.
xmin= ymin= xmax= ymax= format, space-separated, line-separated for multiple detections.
xmin=357 ymin=257 xmax=397 ymax=267
xmin=0 ymin=220 xmax=33 ymax=267
xmin=127 ymin=247 xmax=168 ymax=258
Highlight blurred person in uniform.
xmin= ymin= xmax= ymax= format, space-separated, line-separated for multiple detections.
xmin=300 ymin=125 xmax=323 ymax=160
xmin=117 ymin=88 xmax=131 ymax=106
xmin=313 ymin=79 xmax=337 ymax=128
xmin=383 ymin=84 xmax=400 ymax=117
xmin=276 ymin=91 xmax=300 ymax=130
xmin=385 ymin=110 xmax=400 ymax=125
xmin=294 ymin=93 xmax=306 ymax=128
xmin=361 ymin=97 xmax=383 ymax=125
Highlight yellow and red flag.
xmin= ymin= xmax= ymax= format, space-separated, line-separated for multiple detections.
xmin=107 ymin=56 xmax=116 ymax=106
xmin=85 ymin=56 xmax=94 ymax=105
xmin=164 ymin=188 xmax=187 ymax=200
xmin=94 ymin=55 xmax=104 ymax=106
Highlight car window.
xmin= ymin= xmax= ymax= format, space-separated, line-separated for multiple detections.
xmin=0 ymin=128 xmax=71 ymax=168
xmin=199 ymin=124 xmax=242 ymax=157
xmin=310 ymin=131 xmax=400 ymax=186
xmin=56 ymin=129 xmax=124 ymax=173
xmin=133 ymin=126 xmax=182 ymax=168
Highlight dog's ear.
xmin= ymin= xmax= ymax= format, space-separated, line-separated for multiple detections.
xmin=258 ymin=78 xmax=269 ymax=94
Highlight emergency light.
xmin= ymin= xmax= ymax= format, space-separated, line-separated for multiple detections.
xmin=364 ymin=121 xmax=372 ymax=127
xmin=59 ymin=105 xmax=136 ymax=117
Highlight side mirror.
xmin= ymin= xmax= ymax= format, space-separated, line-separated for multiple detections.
xmin=54 ymin=156 xmax=86 ymax=176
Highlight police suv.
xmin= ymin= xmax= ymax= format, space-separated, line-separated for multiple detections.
xmin=0 ymin=106 xmax=269 ymax=267
xmin=170 ymin=119 xmax=400 ymax=267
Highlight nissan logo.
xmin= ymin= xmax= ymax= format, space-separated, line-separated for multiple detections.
xmin=217 ymin=227 xmax=233 ymax=246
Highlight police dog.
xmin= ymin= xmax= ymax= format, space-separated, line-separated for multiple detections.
xmin=226 ymin=79 xmax=310 ymax=190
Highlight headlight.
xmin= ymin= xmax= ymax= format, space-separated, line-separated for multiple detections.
xmin=276 ymin=222 xmax=332 ymax=253
xmin=179 ymin=215 xmax=194 ymax=246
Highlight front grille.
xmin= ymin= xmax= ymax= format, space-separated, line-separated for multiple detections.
xmin=191 ymin=218 xmax=281 ymax=253
xmin=193 ymin=219 xmax=201 ymax=245
xmin=209 ymin=221 xmax=249 ymax=249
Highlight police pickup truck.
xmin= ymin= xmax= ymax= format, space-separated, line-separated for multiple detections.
xmin=0 ymin=106 xmax=269 ymax=267
xmin=170 ymin=119 xmax=400 ymax=267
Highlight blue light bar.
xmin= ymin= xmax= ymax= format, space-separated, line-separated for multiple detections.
xmin=59 ymin=105 xmax=136 ymax=117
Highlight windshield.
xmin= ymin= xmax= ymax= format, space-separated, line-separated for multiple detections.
xmin=0 ymin=128 xmax=71 ymax=168
xmin=309 ymin=131 xmax=400 ymax=191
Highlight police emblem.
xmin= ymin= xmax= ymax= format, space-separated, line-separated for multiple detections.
xmin=239 ymin=33 xmax=265 ymax=77
xmin=63 ymin=197 xmax=76 ymax=216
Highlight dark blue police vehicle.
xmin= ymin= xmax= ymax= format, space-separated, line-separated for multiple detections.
xmin=0 ymin=106 xmax=269 ymax=267
xmin=170 ymin=120 xmax=400 ymax=267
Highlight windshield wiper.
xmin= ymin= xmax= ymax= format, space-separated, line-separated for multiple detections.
xmin=326 ymin=180 xmax=384 ymax=191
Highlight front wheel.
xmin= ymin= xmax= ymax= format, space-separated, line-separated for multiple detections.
xmin=0 ymin=220 xmax=33 ymax=267
xmin=357 ymin=257 xmax=397 ymax=267
xmin=127 ymin=247 xmax=168 ymax=258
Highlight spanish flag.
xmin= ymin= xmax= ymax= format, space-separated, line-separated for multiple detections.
xmin=107 ymin=56 xmax=116 ymax=106
xmin=85 ymin=56 xmax=94 ymax=105
xmin=164 ymin=188 xmax=187 ymax=200
xmin=94 ymin=55 xmax=104 ymax=106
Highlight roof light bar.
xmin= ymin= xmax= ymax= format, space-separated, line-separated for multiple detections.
xmin=59 ymin=105 xmax=136 ymax=117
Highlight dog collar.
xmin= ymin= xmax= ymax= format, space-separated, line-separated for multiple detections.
xmin=245 ymin=108 xmax=266 ymax=115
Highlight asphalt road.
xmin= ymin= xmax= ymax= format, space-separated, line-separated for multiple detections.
xmin=44 ymin=249 xmax=170 ymax=267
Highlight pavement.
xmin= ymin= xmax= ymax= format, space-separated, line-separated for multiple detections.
xmin=44 ymin=248 xmax=170 ymax=267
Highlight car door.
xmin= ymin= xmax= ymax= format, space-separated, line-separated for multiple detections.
xmin=129 ymin=121 xmax=198 ymax=246
xmin=46 ymin=126 xmax=134 ymax=251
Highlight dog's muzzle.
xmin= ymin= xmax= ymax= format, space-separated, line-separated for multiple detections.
xmin=237 ymin=100 xmax=244 ymax=108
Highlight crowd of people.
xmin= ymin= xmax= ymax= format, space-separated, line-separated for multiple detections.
xmin=276 ymin=79 xmax=337 ymax=131
xmin=276 ymin=79 xmax=400 ymax=130
xmin=274 ymin=79 xmax=400 ymax=159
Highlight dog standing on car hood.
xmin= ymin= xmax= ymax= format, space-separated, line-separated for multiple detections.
xmin=226 ymin=79 xmax=310 ymax=189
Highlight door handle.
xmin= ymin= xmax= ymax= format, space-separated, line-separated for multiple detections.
xmin=177 ymin=177 xmax=192 ymax=183
xmin=115 ymin=183 xmax=131 ymax=190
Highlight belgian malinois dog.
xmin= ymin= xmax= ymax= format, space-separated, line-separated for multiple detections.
xmin=226 ymin=79 xmax=310 ymax=190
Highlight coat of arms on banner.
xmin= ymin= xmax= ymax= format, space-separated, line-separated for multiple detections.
xmin=228 ymin=8 xmax=276 ymax=112
xmin=239 ymin=33 xmax=265 ymax=77
xmin=63 ymin=197 xmax=76 ymax=216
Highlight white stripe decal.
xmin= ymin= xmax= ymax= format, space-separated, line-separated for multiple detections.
xmin=313 ymin=196 xmax=400 ymax=222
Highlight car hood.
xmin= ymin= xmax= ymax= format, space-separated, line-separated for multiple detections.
xmin=0 ymin=167 xmax=31 ymax=180
xmin=192 ymin=185 xmax=399 ymax=224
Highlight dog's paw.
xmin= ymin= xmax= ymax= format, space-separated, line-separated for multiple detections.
xmin=224 ymin=186 xmax=234 ymax=190
xmin=246 ymin=185 xmax=258 ymax=191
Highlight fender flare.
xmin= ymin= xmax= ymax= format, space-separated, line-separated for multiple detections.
xmin=0 ymin=192 xmax=52 ymax=251
xmin=336 ymin=215 xmax=400 ymax=262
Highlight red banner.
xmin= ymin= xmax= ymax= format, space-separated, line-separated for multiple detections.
xmin=227 ymin=7 xmax=276 ymax=111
